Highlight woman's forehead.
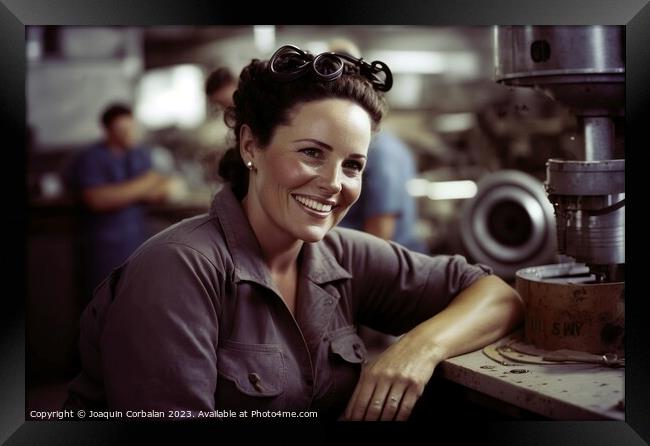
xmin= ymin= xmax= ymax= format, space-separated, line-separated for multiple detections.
xmin=274 ymin=99 xmax=372 ymax=149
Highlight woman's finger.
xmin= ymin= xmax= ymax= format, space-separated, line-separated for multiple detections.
xmin=379 ymin=382 xmax=407 ymax=421
xmin=346 ymin=372 xmax=377 ymax=420
xmin=362 ymin=379 xmax=392 ymax=421
xmin=343 ymin=376 xmax=363 ymax=420
xmin=394 ymin=385 xmax=420 ymax=421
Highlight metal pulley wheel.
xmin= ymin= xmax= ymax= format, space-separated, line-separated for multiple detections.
xmin=460 ymin=170 xmax=557 ymax=279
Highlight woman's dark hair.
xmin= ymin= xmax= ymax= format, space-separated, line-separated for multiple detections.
xmin=217 ymin=58 xmax=388 ymax=200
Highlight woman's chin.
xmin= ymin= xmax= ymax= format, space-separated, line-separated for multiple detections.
xmin=297 ymin=225 xmax=331 ymax=243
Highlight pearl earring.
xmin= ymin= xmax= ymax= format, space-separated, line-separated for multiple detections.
xmin=246 ymin=161 xmax=253 ymax=170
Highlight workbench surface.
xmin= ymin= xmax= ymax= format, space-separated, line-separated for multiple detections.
xmin=437 ymin=339 xmax=625 ymax=420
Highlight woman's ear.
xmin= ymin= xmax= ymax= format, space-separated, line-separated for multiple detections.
xmin=239 ymin=124 xmax=257 ymax=165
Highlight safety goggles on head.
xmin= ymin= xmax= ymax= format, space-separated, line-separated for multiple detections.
xmin=268 ymin=44 xmax=393 ymax=92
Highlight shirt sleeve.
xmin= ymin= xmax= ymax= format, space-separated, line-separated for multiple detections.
xmin=335 ymin=228 xmax=493 ymax=336
xmin=76 ymin=149 xmax=111 ymax=189
xmin=128 ymin=147 xmax=153 ymax=177
xmin=99 ymin=241 xmax=221 ymax=412
xmin=361 ymin=142 xmax=404 ymax=217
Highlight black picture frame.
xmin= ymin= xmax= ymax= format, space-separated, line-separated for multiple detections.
xmin=1 ymin=0 xmax=647 ymax=444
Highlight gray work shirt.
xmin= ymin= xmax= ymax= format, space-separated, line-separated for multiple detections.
xmin=65 ymin=185 xmax=492 ymax=420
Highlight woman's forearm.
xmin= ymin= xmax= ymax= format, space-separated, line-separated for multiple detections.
xmin=344 ymin=274 xmax=523 ymax=421
xmin=406 ymin=274 xmax=524 ymax=364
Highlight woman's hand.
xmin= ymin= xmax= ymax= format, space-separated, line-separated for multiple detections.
xmin=343 ymin=330 xmax=446 ymax=421
xmin=343 ymin=275 xmax=523 ymax=421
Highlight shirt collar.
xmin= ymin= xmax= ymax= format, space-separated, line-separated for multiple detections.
xmin=210 ymin=185 xmax=352 ymax=287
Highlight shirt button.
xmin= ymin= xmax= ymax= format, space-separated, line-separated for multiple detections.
xmin=325 ymin=298 xmax=334 ymax=305
xmin=248 ymin=373 xmax=264 ymax=392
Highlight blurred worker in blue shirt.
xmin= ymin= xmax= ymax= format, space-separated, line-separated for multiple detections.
xmin=72 ymin=103 xmax=178 ymax=297
xmin=339 ymin=130 xmax=427 ymax=253
xmin=327 ymin=39 xmax=427 ymax=253
xmin=329 ymin=39 xmax=428 ymax=356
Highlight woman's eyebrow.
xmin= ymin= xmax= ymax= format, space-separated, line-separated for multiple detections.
xmin=293 ymin=138 xmax=367 ymax=159
xmin=293 ymin=138 xmax=333 ymax=150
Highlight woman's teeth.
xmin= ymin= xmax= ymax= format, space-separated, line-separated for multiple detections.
xmin=293 ymin=195 xmax=333 ymax=213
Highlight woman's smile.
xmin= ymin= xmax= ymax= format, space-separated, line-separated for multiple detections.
xmin=291 ymin=193 xmax=337 ymax=218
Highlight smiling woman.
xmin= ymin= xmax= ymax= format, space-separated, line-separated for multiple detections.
xmin=64 ymin=45 xmax=524 ymax=421
xmin=240 ymin=99 xmax=371 ymax=245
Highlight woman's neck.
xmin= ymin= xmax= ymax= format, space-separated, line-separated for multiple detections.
xmin=242 ymin=194 xmax=303 ymax=275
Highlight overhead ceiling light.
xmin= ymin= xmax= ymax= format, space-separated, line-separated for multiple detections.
xmin=406 ymin=178 xmax=430 ymax=197
xmin=135 ymin=64 xmax=206 ymax=130
xmin=433 ymin=112 xmax=476 ymax=133
xmin=407 ymin=178 xmax=478 ymax=200
xmin=367 ymin=50 xmax=446 ymax=74
xmin=366 ymin=50 xmax=480 ymax=78
xmin=386 ymin=74 xmax=422 ymax=108
xmin=27 ymin=40 xmax=42 ymax=61
xmin=254 ymin=25 xmax=276 ymax=54
xmin=26 ymin=27 xmax=43 ymax=61
xmin=305 ymin=41 xmax=329 ymax=55
xmin=427 ymin=180 xmax=477 ymax=200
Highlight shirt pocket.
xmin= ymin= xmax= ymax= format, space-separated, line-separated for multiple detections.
xmin=215 ymin=340 xmax=286 ymax=410
xmin=322 ymin=325 xmax=368 ymax=414
xmin=329 ymin=326 xmax=368 ymax=365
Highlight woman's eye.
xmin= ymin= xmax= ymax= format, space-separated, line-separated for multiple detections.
xmin=343 ymin=160 xmax=364 ymax=173
xmin=300 ymin=148 xmax=323 ymax=158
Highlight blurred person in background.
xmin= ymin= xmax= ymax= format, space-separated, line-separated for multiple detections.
xmin=65 ymin=46 xmax=522 ymax=421
xmin=339 ymin=130 xmax=427 ymax=252
xmin=201 ymin=67 xmax=238 ymax=184
xmin=71 ymin=103 xmax=184 ymax=298
xmin=205 ymin=66 xmax=237 ymax=110
xmin=329 ymin=39 xmax=428 ymax=355
xmin=330 ymin=40 xmax=426 ymax=252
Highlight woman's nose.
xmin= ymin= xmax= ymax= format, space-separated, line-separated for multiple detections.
xmin=318 ymin=163 xmax=343 ymax=195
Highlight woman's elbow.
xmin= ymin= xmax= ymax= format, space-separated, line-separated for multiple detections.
xmin=470 ymin=274 xmax=524 ymax=328
xmin=489 ymin=275 xmax=525 ymax=327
